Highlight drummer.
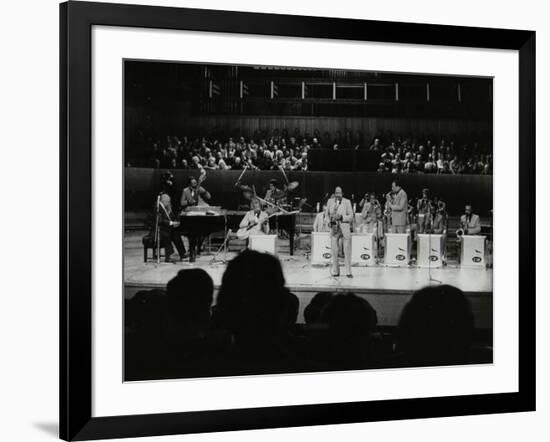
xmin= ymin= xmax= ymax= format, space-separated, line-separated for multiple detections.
xmin=265 ymin=179 xmax=286 ymax=203
xmin=264 ymin=179 xmax=287 ymax=212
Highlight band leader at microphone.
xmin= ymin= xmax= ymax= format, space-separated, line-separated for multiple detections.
xmin=327 ymin=186 xmax=354 ymax=278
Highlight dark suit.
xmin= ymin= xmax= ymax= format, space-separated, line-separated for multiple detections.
xmin=158 ymin=194 xmax=186 ymax=260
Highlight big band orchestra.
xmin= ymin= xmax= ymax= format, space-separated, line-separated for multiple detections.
xmin=155 ymin=169 xmax=482 ymax=277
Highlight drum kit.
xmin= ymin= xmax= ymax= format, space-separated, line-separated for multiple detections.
xmin=234 ymin=164 xmax=303 ymax=213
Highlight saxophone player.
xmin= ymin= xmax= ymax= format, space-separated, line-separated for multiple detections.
xmin=312 ymin=200 xmax=331 ymax=232
xmin=430 ymin=201 xmax=448 ymax=235
xmin=326 ymin=186 xmax=354 ymax=278
xmin=416 ymin=188 xmax=431 ymax=234
xmin=359 ymin=193 xmax=382 ymax=235
xmin=386 ymin=179 xmax=408 ymax=234
xmin=459 ymin=204 xmax=481 ymax=235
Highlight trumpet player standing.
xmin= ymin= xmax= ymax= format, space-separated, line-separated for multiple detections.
xmin=386 ymin=179 xmax=408 ymax=234
xmin=359 ymin=193 xmax=382 ymax=234
xmin=327 ymin=186 xmax=354 ymax=278
xmin=416 ymin=188 xmax=432 ymax=234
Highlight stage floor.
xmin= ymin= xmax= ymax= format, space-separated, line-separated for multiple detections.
xmin=125 ymin=231 xmax=492 ymax=294
xmin=124 ymin=231 xmax=492 ymax=328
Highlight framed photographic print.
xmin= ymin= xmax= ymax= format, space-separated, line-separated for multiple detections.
xmin=60 ymin=1 xmax=536 ymax=440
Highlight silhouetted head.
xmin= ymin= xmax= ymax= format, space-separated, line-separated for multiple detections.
xmin=125 ymin=289 xmax=166 ymax=335
xmin=397 ymin=285 xmax=475 ymax=365
xmin=283 ymin=289 xmax=300 ymax=328
xmin=318 ymin=293 xmax=379 ymax=367
xmin=321 ymin=293 xmax=378 ymax=339
xmin=304 ymin=292 xmax=334 ymax=324
xmin=213 ymin=250 xmax=288 ymax=338
xmin=165 ymin=269 xmax=214 ymax=333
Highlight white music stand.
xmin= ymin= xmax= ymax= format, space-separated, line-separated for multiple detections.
xmin=460 ymin=235 xmax=486 ymax=268
xmin=351 ymin=233 xmax=377 ymax=266
xmin=249 ymin=234 xmax=277 ymax=255
xmin=384 ymin=233 xmax=411 ymax=267
xmin=417 ymin=234 xmax=445 ymax=268
xmin=311 ymin=232 xmax=332 ymax=266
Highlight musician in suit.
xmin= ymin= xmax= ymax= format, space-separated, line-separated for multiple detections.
xmin=180 ymin=171 xmax=211 ymax=262
xmin=416 ymin=188 xmax=432 ymax=234
xmin=386 ymin=179 xmax=408 ymax=234
xmin=312 ymin=201 xmax=331 ymax=233
xmin=460 ymin=205 xmax=481 ymax=235
xmin=359 ymin=193 xmax=382 ymax=234
xmin=264 ymin=179 xmax=286 ymax=207
xmin=239 ymin=198 xmax=270 ymax=237
xmin=157 ymin=192 xmax=187 ymax=262
xmin=431 ymin=202 xmax=448 ymax=235
xmin=327 ymin=186 xmax=354 ymax=278
xmin=180 ymin=173 xmax=211 ymax=209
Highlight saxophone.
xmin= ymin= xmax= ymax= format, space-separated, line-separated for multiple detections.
xmin=330 ymin=199 xmax=341 ymax=234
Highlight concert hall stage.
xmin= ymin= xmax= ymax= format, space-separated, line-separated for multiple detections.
xmin=124 ymin=231 xmax=493 ymax=329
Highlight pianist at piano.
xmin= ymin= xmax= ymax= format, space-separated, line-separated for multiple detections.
xmin=157 ymin=190 xmax=187 ymax=263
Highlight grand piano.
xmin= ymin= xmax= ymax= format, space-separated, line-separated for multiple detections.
xmin=177 ymin=206 xmax=227 ymax=237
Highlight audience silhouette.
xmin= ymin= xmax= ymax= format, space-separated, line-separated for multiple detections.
xmin=212 ymin=250 xmax=305 ymax=374
xmin=395 ymin=284 xmax=476 ymax=366
xmin=125 ymin=254 xmax=490 ymax=380
xmin=303 ymin=292 xmax=334 ymax=324
xmin=165 ymin=268 xmax=213 ymax=336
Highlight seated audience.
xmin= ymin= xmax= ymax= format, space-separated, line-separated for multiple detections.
xmin=125 ymin=259 xmax=492 ymax=379
xmin=125 ymin=269 xmax=230 ymax=380
xmin=126 ymin=130 xmax=492 ymax=175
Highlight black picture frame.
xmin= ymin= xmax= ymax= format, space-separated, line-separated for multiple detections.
xmin=60 ymin=1 xmax=536 ymax=440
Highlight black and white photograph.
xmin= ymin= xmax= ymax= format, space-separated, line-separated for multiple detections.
xmin=0 ymin=0 xmax=542 ymax=440
xmin=123 ymin=60 xmax=494 ymax=381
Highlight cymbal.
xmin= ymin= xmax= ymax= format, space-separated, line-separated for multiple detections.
xmin=238 ymin=184 xmax=253 ymax=192
xmin=242 ymin=190 xmax=254 ymax=200
xmin=286 ymin=181 xmax=300 ymax=191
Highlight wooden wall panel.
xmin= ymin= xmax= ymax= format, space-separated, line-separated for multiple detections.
xmin=125 ymin=168 xmax=492 ymax=217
